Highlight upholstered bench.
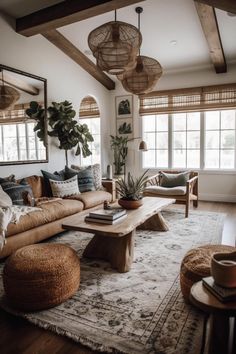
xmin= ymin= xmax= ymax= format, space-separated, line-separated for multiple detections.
xmin=180 ymin=244 xmax=235 ymax=302
xmin=3 ymin=243 xmax=80 ymax=311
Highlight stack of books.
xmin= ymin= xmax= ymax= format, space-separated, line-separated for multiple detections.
xmin=203 ymin=276 xmax=236 ymax=303
xmin=85 ymin=208 xmax=127 ymax=225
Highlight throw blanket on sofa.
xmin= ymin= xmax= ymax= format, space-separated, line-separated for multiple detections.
xmin=0 ymin=206 xmax=42 ymax=251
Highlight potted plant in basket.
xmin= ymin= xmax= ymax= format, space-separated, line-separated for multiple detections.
xmin=116 ymin=170 xmax=149 ymax=209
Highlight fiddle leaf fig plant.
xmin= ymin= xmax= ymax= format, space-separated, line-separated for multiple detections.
xmin=26 ymin=100 xmax=94 ymax=166
xmin=25 ymin=101 xmax=46 ymax=146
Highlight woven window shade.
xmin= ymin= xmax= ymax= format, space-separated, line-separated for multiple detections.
xmin=139 ymin=83 xmax=236 ymax=115
xmin=0 ymin=103 xmax=35 ymax=124
xmin=79 ymin=96 xmax=100 ymax=118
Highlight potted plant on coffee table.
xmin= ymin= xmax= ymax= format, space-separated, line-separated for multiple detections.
xmin=116 ymin=170 xmax=149 ymax=209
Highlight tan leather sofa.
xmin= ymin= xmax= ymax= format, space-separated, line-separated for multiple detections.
xmin=0 ymin=176 xmax=116 ymax=259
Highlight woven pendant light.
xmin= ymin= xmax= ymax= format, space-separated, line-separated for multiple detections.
xmin=88 ymin=11 xmax=142 ymax=75
xmin=118 ymin=7 xmax=162 ymax=95
xmin=0 ymin=71 xmax=20 ymax=110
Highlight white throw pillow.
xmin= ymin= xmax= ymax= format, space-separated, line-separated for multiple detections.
xmin=49 ymin=175 xmax=80 ymax=198
xmin=0 ymin=185 xmax=13 ymax=207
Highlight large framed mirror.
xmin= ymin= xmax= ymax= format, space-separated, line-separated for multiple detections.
xmin=0 ymin=64 xmax=48 ymax=165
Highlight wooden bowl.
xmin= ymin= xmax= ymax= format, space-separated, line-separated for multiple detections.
xmin=211 ymin=251 xmax=236 ymax=288
xmin=118 ymin=198 xmax=143 ymax=209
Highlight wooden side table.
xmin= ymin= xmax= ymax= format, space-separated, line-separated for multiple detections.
xmin=190 ymin=281 xmax=236 ymax=354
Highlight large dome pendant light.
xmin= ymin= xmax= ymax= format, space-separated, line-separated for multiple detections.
xmin=88 ymin=10 xmax=142 ymax=75
xmin=118 ymin=7 xmax=163 ymax=95
xmin=0 ymin=70 xmax=20 ymax=111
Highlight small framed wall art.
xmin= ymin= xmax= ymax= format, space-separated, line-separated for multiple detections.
xmin=115 ymin=95 xmax=133 ymax=119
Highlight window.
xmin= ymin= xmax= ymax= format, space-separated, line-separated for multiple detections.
xmin=80 ymin=117 xmax=101 ymax=165
xmin=0 ymin=122 xmax=46 ymax=162
xmin=205 ymin=110 xmax=235 ymax=169
xmin=142 ymin=109 xmax=236 ymax=170
xmin=143 ymin=114 xmax=168 ymax=168
xmin=173 ymin=112 xmax=200 ymax=168
xmin=79 ymin=96 xmax=101 ymax=166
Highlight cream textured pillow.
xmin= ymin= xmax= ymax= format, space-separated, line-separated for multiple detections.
xmin=0 ymin=185 xmax=13 ymax=207
xmin=49 ymin=175 xmax=80 ymax=198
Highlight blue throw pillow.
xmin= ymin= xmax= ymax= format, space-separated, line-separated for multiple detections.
xmin=64 ymin=166 xmax=95 ymax=193
xmin=0 ymin=178 xmax=35 ymax=206
xmin=41 ymin=170 xmax=64 ymax=197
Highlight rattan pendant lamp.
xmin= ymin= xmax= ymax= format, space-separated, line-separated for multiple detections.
xmin=0 ymin=70 xmax=20 ymax=110
xmin=118 ymin=7 xmax=163 ymax=95
xmin=88 ymin=10 xmax=142 ymax=75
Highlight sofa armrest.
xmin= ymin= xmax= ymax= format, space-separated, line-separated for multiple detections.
xmin=102 ymin=179 xmax=116 ymax=202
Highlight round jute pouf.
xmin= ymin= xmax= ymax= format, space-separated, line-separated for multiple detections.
xmin=180 ymin=244 xmax=235 ymax=302
xmin=3 ymin=244 xmax=80 ymax=311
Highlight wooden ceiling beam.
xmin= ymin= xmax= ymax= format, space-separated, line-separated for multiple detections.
xmin=0 ymin=72 xmax=39 ymax=95
xmin=195 ymin=2 xmax=227 ymax=73
xmin=42 ymin=29 xmax=115 ymax=90
xmin=195 ymin=0 xmax=236 ymax=14
xmin=16 ymin=0 xmax=145 ymax=37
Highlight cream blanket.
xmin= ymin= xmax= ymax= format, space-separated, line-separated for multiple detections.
xmin=0 ymin=205 xmax=42 ymax=251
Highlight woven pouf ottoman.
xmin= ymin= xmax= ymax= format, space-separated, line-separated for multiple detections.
xmin=180 ymin=244 xmax=235 ymax=302
xmin=3 ymin=243 xmax=80 ymax=311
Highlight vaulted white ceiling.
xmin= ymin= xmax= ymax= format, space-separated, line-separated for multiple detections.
xmin=1 ymin=0 xmax=236 ymax=73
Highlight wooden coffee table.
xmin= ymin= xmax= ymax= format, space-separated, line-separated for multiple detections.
xmin=62 ymin=197 xmax=175 ymax=273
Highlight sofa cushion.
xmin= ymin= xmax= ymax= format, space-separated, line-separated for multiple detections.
xmin=50 ymin=175 xmax=80 ymax=197
xmin=24 ymin=176 xmax=44 ymax=199
xmin=41 ymin=170 xmax=64 ymax=197
xmin=144 ymin=186 xmax=187 ymax=196
xmin=6 ymin=199 xmax=84 ymax=237
xmin=160 ymin=171 xmax=189 ymax=188
xmin=0 ymin=178 xmax=35 ymax=206
xmin=71 ymin=163 xmax=102 ymax=190
xmin=67 ymin=190 xmax=112 ymax=209
xmin=65 ymin=166 xmax=95 ymax=193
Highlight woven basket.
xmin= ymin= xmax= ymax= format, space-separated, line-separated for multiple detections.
xmin=180 ymin=244 xmax=235 ymax=302
xmin=3 ymin=244 xmax=80 ymax=311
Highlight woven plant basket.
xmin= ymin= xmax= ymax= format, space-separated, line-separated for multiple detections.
xmin=88 ymin=21 xmax=142 ymax=75
xmin=0 ymin=85 xmax=20 ymax=110
xmin=3 ymin=244 xmax=80 ymax=311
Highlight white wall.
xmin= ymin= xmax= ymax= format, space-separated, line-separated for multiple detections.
xmin=110 ymin=64 xmax=236 ymax=202
xmin=0 ymin=13 xmax=112 ymax=178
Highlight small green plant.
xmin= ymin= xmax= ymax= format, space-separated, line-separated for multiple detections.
xmin=116 ymin=170 xmax=149 ymax=201
xmin=110 ymin=135 xmax=128 ymax=175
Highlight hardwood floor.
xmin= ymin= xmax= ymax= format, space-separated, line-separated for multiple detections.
xmin=0 ymin=201 xmax=235 ymax=354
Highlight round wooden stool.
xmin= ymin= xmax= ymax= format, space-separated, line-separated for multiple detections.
xmin=3 ymin=243 xmax=80 ymax=311
xmin=180 ymin=244 xmax=235 ymax=302
xmin=190 ymin=281 xmax=236 ymax=354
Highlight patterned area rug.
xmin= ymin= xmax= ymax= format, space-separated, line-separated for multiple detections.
xmin=0 ymin=209 xmax=225 ymax=354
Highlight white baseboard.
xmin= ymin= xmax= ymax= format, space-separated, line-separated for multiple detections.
xmin=199 ymin=193 xmax=236 ymax=203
